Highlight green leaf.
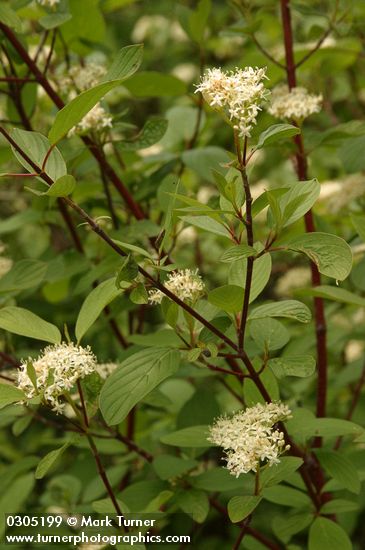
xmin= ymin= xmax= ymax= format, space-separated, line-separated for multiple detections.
xmin=208 ymin=285 xmax=244 ymax=313
xmin=44 ymin=175 xmax=76 ymax=197
xmin=130 ymin=283 xmax=148 ymax=304
xmin=35 ymin=441 xmax=73 ymax=480
xmin=262 ymin=486 xmax=311 ymax=508
xmin=285 ymin=232 xmax=352 ymax=281
xmin=249 ymin=318 xmax=290 ymax=351
xmin=0 ymin=474 xmax=34 ymax=538
xmin=0 ymin=260 xmax=47 ymax=294
xmin=26 ymin=362 xmax=38 ymax=392
xmin=153 ymin=456 xmax=198 ymax=481
xmin=315 ymin=450 xmax=360 ymax=494
xmin=321 ymin=499 xmax=358 ymax=514
xmin=115 ymin=255 xmax=138 ymax=285
xmin=340 ymin=135 xmax=365 ymax=173
xmin=0 ymin=5 xmax=22 ymax=32
xmin=288 ymin=414 xmax=363 ymax=440
xmin=102 ymin=44 xmax=144 ymax=82
xmin=0 ymin=384 xmax=25 ymax=409
xmin=122 ymin=72 xmax=187 ymax=97
xmin=176 ymin=489 xmax=209 ymax=523
xmin=227 ymin=496 xmax=262 ymax=523
xmin=120 ymin=118 xmax=168 ymax=151
xmin=249 ymin=300 xmax=311 ymax=323
xmin=220 ymin=244 xmax=256 ymax=263
xmin=112 ymin=240 xmax=152 ymax=258
xmin=75 ymin=278 xmax=125 ymax=342
xmin=129 ymin=330 xmax=181 ymax=348
xmin=268 ymin=355 xmax=316 ymax=378
xmin=181 ymin=215 xmax=231 ymax=238
xmin=279 ymin=179 xmax=320 ymax=227
xmin=10 ymin=129 xmax=66 ymax=180
xmin=351 ymin=213 xmax=365 ymax=242
xmin=260 ymin=457 xmax=304 ymax=488
xmin=39 ymin=13 xmax=72 ymax=30
xmin=273 ymin=513 xmax=312 ymax=544
xmin=100 ymin=348 xmax=180 ymax=425
xmin=160 ymin=425 xmax=210 ymax=448
xmin=299 ymin=285 xmax=365 ymax=306
xmin=309 ymin=517 xmax=352 ymax=550
xmin=256 ymin=124 xmax=300 ymax=149
xmin=0 ymin=306 xmax=61 ymax=343
xmin=189 ymin=0 xmax=211 ymax=43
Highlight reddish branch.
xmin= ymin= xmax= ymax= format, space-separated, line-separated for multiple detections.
xmin=280 ymin=0 xmax=328 ymax=423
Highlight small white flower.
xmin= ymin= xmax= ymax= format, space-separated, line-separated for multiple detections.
xmin=37 ymin=0 xmax=60 ymax=7
xmin=195 ymin=67 xmax=269 ymax=137
xmin=209 ymin=402 xmax=292 ymax=477
xmin=149 ymin=269 xmax=205 ymax=305
xmin=268 ymin=84 xmax=322 ymax=121
xmin=68 ymin=103 xmax=113 ymax=136
xmin=17 ymin=343 xmax=97 ymax=413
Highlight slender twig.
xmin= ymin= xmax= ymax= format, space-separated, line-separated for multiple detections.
xmin=100 ymin=420 xmax=153 ymax=462
xmin=232 ymin=518 xmax=251 ymax=550
xmin=295 ymin=1 xmax=344 ymax=69
xmin=250 ymin=33 xmax=285 ymax=69
xmin=43 ymin=29 xmax=57 ymax=76
xmin=234 ymin=132 xmax=254 ymax=352
xmin=219 ymin=378 xmax=245 ymax=404
xmin=0 ymin=351 xmax=19 ymax=367
xmin=0 ymin=77 xmax=37 ymax=83
xmin=199 ymin=358 xmax=246 ymax=379
xmin=77 ymin=380 xmax=89 ymax=428
xmin=86 ymin=433 xmax=124 ymax=516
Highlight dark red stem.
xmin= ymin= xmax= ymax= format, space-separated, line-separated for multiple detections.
xmin=280 ymin=0 xmax=328 ymax=424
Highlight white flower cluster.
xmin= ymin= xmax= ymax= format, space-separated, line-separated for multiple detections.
xmin=96 ymin=362 xmax=119 ymax=380
xmin=268 ymin=84 xmax=322 ymax=121
xmin=195 ymin=67 xmax=269 ymax=137
xmin=17 ymin=343 xmax=97 ymax=414
xmin=0 ymin=257 xmax=13 ymax=278
xmin=65 ymin=63 xmax=106 ymax=94
xmin=68 ymin=104 xmax=113 ymax=137
xmin=319 ymin=174 xmax=365 ymax=213
xmin=149 ymin=269 xmax=205 ymax=304
xmin=209 ymin=402 xmax=292 ymax=477
xmin=37 ymin=0 xmax=60 ymax=7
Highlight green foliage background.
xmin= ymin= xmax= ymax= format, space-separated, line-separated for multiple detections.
xmin=1 ymin=0 xmax=365 ymax=548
